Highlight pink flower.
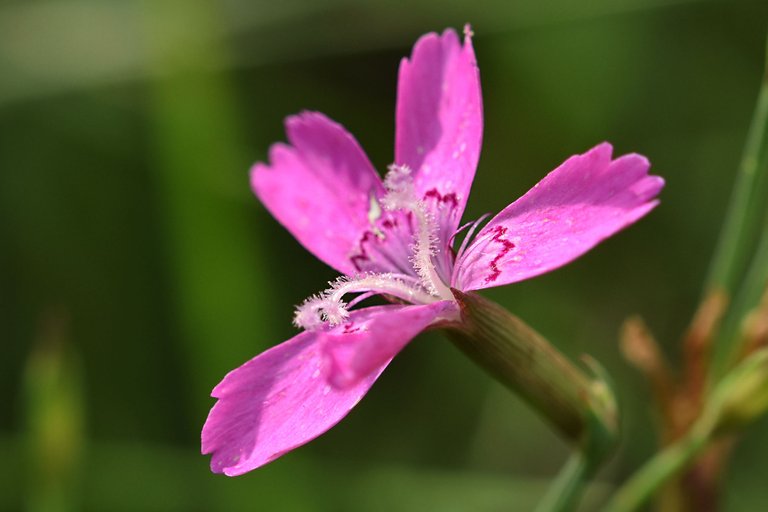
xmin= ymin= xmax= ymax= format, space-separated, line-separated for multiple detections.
xmin=201 ymin=26 xmax=664 ymax=476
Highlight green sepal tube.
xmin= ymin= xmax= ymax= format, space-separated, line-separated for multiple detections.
xmin=445 ymin=289 xmax=618 ymax=459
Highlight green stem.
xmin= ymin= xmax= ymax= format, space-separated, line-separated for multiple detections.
xmin=706 ymin=34 xmax=768 ymax=296
xmin=601 ymin=432 xmax=708 ymax=512
xmin=535 ymin=452 xmax=594 ymax=512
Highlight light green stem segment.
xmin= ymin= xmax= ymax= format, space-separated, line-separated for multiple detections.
xmin=534 ymin=451 xmax=595 ymax=512
xmin=706 ymin=34 xmax=768 ymax=296
xmin=601 ymin=431 xmax=708 ymax=512
xmin=717 ymin=222 xmax=768 ymax=376
xmin=446 ymin=290 xmax=618 ymax=512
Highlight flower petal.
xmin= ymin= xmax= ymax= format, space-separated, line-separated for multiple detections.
xmin=201 ymin=329 xmax=377 ymax=476
xmin=251 ymin=111 xmax=384 ymax=275
xmin=454 ymin=143 xmax=664 ymax=290
xmin=395 ymin=26 xmax=483 ymax=231
xmin=324 ymin=301 xmax=458 ymax=388
xmin=201 ymin=303 xmax=453 ymax=476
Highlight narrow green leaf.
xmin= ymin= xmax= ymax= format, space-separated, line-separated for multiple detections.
xmin=140 ymin=0 xmax=275 ymax=412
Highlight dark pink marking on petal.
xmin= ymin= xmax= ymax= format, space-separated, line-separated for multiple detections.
xmin=483 ymin=226 xmax=516 ymax=285
xmin=423 ymin=188 xmax=462 ymax=280
xmin=454 ymin=143 xmax=664 ymax=290
xmin=350 ymin=231 xmax=378 ymax=272
xmin=342 ymin=322 xmax=361 ymax=334
xmin=349 ymin=213 xmax=414 ymax=275
xmin=424 ymin=188 xmax=459 ymax=209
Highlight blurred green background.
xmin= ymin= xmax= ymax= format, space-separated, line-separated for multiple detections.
xmin=2 ymin=0 xmax=768 ymax=510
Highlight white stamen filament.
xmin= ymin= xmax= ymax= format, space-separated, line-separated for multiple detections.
xmin=455 ymin=212 xmax=491 ymax=263
xmin=293 ymin=273 xmax=435 ymax=330
xmin=382 ymin=165 xmax=454 ymax=300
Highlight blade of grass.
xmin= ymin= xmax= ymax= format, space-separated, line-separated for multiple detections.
xmin=141 ymin=0 xmax=275 ymax=414
xmin=23 ymin=310 xmax=84 ymax=512
xmin=710 ymin=34 xmax=768 ymax=377
xmin=706 ymin=34 xmax=768 ymax=297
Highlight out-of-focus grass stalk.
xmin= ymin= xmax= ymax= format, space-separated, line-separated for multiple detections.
xmin=140 ymin=0 xmax=274 ymax=413
xmin=708 ymin=35 xmax=768 ymax=376
xmin=602 ymin=430 xmax=708 ymax=512
xmin=24 ymin=311 xmax=84 ymax=512
xmin=534 ymin=451 xmax=594 ymax=512
xmin=705 ymin=35 xmax=768 ymax=297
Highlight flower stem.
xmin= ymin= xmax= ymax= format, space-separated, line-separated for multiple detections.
xmin=706 ymin=34 xmax=768 ymax=297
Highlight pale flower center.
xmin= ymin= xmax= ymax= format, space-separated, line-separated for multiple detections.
xmin=293 ymin=165 xmax=454 ymax=330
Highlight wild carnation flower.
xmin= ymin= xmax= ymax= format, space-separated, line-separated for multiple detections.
xmin=202 ymin=26 xmax=664 ymax=476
